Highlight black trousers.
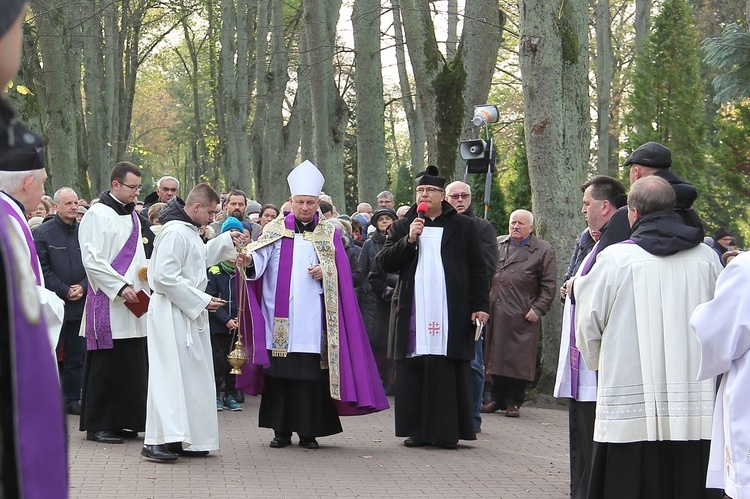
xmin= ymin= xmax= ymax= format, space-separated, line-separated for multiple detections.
xmin=210 ymin=333 xmax=236 ymax=395
xmin=490 ymin=375 xmax=526 ymax=408
xmin=56 ymin=319 xmax=85 ymax=405
xmin=569 ymin=399 xmax=596 ymax=499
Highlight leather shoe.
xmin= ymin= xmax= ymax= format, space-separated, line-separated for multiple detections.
xmin=269 ymin=436 xmax=292 ymax=448
xmin=86 ymin=430 xmax=124 ymax=444
xmin=505 ymin=405 xmax=520 ymax=418
xmin=115 ymin=429 xmax=139 ymax=439
xmin=403 ymin=436 xmax=426 ymax=448
xmin=66 ymin=402 xmax=81 ymax=415
xmin=141 ymin=444 xmax=178 ymax=462
xmin=480 ymin=401 xmax=500 ymax=414
xmin=165 ymin=442 xmax=209 ymax=457
xmin=298 ymin=438 xmax=319 ymax=449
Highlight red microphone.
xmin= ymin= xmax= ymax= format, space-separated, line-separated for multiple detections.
xmin=417 ymin=202 xmax=428 ymax=219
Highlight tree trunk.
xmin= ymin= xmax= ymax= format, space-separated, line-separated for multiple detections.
xmin=519 ymin=0 xmax=588 ymax=394
xmin=31 ymin=0 xmax=80 ymax=191
xmin=446 ymin=0 xmax=458 ymax=60
xmin=390 ymin=0 xmax=425 ymax=174
xmin=594 ymin=0 xmax=612 ymax=175
xmin=635 ymin=0 xmax=651 ymax=56
xmin=352 ymin=0 xmax=387 ymax=204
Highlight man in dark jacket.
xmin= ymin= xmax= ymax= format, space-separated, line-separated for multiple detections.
xmin=376 ymin=165 xmax=489 ymax=449
xmin=598 ymin=141 xmax=704 ymax=252
xmin=445 ymin=181 xmax=496 ymax=433
xmin=34 ymin=187 xmax=88 ymax=415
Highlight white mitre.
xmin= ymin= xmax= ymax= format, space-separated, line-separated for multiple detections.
xmin=287 ymin=160 xmax=325 ymax=197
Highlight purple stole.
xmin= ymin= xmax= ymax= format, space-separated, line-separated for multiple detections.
xmin=235 ymin=215 xmax=388 ymax=415
xmin=84 ymin=211 xmax=140 ymax=350
xmin=0 ymin=196 xmax=42 ymax=285
xmin=0 ymin=209 xmax=68 ymax=498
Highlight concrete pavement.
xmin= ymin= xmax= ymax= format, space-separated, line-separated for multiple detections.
xmin=68 ymin=397 xmax=570 ymax=498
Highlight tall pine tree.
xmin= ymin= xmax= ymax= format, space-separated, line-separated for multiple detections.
xmin=626 ymin=0 xmax=706 ymax=179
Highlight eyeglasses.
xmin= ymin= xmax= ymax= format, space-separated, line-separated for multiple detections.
xmin=416 ymin=187 xmax=444 ymax=195
xmin=118 ymin=181 xmax=143 ymax=192
xmin=448 ymin=193 xmax=470 ymax=200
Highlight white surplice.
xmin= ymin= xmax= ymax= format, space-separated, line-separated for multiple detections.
xmin=78 ymin=200 xmax=149 ymax=340
xmin=413 ymin=226 xmax=449 ymax=357
xmin=553 ymin=243 xmax=598 ymax=401
xmin=692 ymin=251 xmax=750 ymax=498
xmin=1 ymin=191 xmax=64 ymax=352
xmin=249 ymin=234 xmax=324 ymax=352
xmin=144 ymin=222 xmax=235 ymax=451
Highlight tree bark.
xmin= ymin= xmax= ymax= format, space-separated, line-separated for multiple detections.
xmin=594 ymin=0 xmax=612 ymax=175
xmin=635 ymin=0 xmax=650 ymax=56
xmin=519 ymin=0 xmax=589 ymax=393
xmin=446 ymin=0 xmax=458 ymax=60
xmin=352 ymin=0 xmax=387 ymax=204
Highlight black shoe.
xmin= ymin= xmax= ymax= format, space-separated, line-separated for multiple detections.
xmin=384 ymin=383 xmax=395 ymax=396
xmin=234 ymin=390 xmax=245 ymax=403
xmin=165 ymin=442 xmax=209 ymax=457
xmin=66 ymin=402 xmax=81 ymax=415
xmin=114 ymin=429 xmax=139 ymax=439
xmin=474 ymin=426 xmax=482 ymax=434
xmin=436 ymin=441 xmax=458 ymax=449
xmin=86 ymin=430 xmax=124 ymax=444
xmin=298 ymin=437 xmax=319 ymax=449
xmin=269 ymin=436 xmax=292 ymax=448
xmin=403 ymin=436 xmax=426 ymax=448
xmin=141 ymin=444 xmax=179 ymax=462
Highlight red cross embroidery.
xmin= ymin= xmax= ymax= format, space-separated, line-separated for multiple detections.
xmin=427 ymin=321 xmax=441 ymax=336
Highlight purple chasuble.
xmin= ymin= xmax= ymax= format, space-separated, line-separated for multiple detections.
xmin=0 ymin=209 xmax=68 ymax=498
xmin=84 ymin=211 xmax=140 ymax=350
xmin=236 ymin=218 xmax=388 ymax=415
xmin=0 ymin=196 xmax=42 ymax=285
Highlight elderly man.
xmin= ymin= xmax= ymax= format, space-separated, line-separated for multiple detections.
xmin=237 ymin=160 xmax=387 ymax=450
xmin=356 ymin=202 xmax=374 ymax=219
xmin=445 ymin=181 xmax=496 ymax=433
xmin=553 ymin=175 xmax=625 ymax=499
xmin=377 ymin=166 xmax=489 ymax=449
xmin=78 ymin=161 xmax=150 ymax=445
xmin=0 ymin=2 xmax=67 ymax=495
xmin=142 ymin=184 xmax=244 ymax=462
xmin=376 ymin=191 xmax=395 ymax=208
xmin=598 ymin=141 xmax=704 ymax=251
xmin=482 ymin=209 xmax=556 ymax=418
xmin=142 ymin=176 xmax=180 ymax=212
xmin=34 ymin=187 xmax=89 ymax=415
xmin=573 ymin=176 xmax=721 ymax=499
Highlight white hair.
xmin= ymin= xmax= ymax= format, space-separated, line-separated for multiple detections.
xmin=0 ymin=169 xmax=45 ymax=194
xmin=53 ymin=187 xmax=77 ymax=204
xmin=445 ymin=181 xmax=471 ymax=195
xmin=157 ymin=176 xmax=180 ymax=190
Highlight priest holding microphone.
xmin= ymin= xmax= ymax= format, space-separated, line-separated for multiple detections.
xmin=375 ymin=165 xmax=490 ymax=449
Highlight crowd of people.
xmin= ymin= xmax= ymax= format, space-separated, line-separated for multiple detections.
xmin=2 ymin=2 xmax=749 ymax=498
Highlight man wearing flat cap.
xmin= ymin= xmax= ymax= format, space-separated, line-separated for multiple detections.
xmin=376 ymin=165 xmax=490 ymax=449
xmin=236 ymin=160 xmax=388 ymax=450
xmin=598 ymin=141 xmax=705 ymax=251
xmin=0 ymin=2 xmax=68 ymax=497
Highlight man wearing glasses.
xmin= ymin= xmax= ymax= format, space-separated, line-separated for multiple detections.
xmin=78 ymin=161 xmax=150 ymax=445
xmin=377 ymin=166 xmax=490 ymax=449
xmin=445 ymin=181 xmax=497 ymax=434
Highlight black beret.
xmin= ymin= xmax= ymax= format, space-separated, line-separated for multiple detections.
xmin=0 ymin=1 xmax=26 ymax=39
xmin=414 ymin=164 xmax=446 ymax=188
xmin=624 ymin=142 xmax=672 ymax=169
xmin=0 ymin=107 xmax=45 ymax=172
xmin=371 ymin=208 xmax=397 ymax=225
xmin=713 ymin=228 xmax=732 ymax=240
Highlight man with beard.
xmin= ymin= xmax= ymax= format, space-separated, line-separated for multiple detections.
xmin=210 ymin=189 xmax=262 ymax=241
xmin=78 ymin=161 xmax=150 ymax=444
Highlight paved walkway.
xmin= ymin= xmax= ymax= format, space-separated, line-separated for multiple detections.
xmin=68 ymin=397 xmax=570 ymax=498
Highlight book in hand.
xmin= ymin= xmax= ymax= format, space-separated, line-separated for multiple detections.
xmin=124 ymin=290 xmax=150 ymax=318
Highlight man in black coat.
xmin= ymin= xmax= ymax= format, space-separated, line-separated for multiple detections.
xmin=376 ymin=166 xmax=489 ymax=449
xmin=445 ymin=181 xmax=496 ymax=433
xmin=34 ymin=187 xmax=88 ymax=415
